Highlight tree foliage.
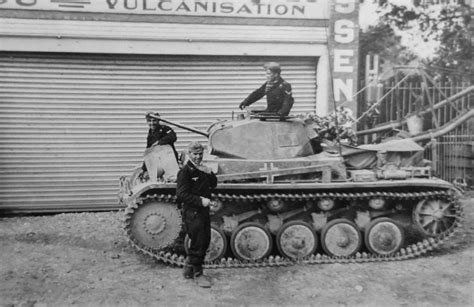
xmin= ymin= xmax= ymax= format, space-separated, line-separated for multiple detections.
xmin=359 ymin=24 xmax=414 ymax=63
xmin=360 ymin=1 xmax=472 ymax=82
xmin=428 ymin=5 xmax=472 ymax=82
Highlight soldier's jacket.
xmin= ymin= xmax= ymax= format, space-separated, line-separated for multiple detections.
xmin=241 ymin=77 xmax=294 ymax=116
xmin=176 ymin=160 xmax=217 ymax=213
xmin=146 ymin=124 xmax=176 ymax=148
xmin=145 ymin=124 xmax=178 ymax=162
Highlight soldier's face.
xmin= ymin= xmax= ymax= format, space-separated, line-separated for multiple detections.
xmin=189 ymin=151 xmax=203 ymax=165
xmin=148 ymin=118 xmax=159 ymax=131
xmin=265 ymin=69 xmax=278 ymax=82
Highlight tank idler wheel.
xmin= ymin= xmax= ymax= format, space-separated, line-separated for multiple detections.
xmin=276 ymin=221 xmax=318 ymax=260
xmin=364 ymin=218 xmax=405 ymax=255
xmin=413 ymin=198 xmax=458 ymax=237
xmin=184 ymin=225 xmax=228 ymax=263
xmin=128 ymin=199 xmax=181 ymax=250
xmin=321 ymin=219 xmax=362 ymax=257
xmin=230 ymin=222 xmax=273 ymax=261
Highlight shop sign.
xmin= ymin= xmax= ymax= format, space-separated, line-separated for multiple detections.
xmin=328 ymin=0 xmax=359 ymax=108
xmin=0 ymin=0 xmax=330 ymax=19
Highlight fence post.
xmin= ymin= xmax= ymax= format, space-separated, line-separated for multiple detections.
xmin=431 ymin=138 xmax=438 ymax=175
xmin=364 ymin=54 xmax=380 ymax=130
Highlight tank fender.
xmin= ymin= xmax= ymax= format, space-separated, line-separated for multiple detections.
xmin=127 ymin=182 xmax=170 ymax=204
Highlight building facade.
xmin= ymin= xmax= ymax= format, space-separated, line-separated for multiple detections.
xmin=0 ymin=0 xmax=359 ymax=212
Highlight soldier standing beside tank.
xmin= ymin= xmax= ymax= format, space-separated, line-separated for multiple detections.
xmin=176 ymin=142 xmax=217 ymax=287
xmin=239 ymin=62 xmax=294 ymax=116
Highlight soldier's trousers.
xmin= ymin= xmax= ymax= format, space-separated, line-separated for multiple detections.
xmin=183 ymin=209 xmax=211 ymax=267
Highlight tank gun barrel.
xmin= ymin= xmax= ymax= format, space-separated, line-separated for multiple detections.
xmin=149 ymin=114 xmax=209 ymax=138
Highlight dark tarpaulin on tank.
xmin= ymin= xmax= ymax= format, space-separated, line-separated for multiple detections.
xmin=341 ymin=139 xmax=424 ymax=169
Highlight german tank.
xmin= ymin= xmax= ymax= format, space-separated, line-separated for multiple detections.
xmin=119 ymin=112 xmax=464 ymax=268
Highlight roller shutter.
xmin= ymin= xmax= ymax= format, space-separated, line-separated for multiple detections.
xmin=0 ymin=52 xmax=318 ymax=213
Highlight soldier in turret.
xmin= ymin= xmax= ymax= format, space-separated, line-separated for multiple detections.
xmin=144 ymin=111 xmax=178 ymax=159
xmin=141 ymin=112 xmax=179 ymax=179
xmin=239 ymin=62 xmax=294 ymax=116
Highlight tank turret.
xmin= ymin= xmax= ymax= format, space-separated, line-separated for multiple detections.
xmin=208 ymin=117 xmax=319 ymax=159
xmin=152 ymin=113 xmax=320 ymax=160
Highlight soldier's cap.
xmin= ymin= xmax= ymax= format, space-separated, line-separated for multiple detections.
xmin=145 ymin=111 xmax=160 ymax=120
xmin=264 ymin=62 xmax=281 ymax=74
xmin=187 ymin=141 xmax=204 ymax=153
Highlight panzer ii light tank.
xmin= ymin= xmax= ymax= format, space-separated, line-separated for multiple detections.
xmin=119 ymin=113 xmax=463 ymax=268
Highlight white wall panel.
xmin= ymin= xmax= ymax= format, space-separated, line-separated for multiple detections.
xmin=0 ymin=18 xmax=327 ymax=43
xmin=0 ymin=18 xmax=327 ymax=56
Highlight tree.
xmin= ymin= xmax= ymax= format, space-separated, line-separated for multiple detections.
xmin=359 ymin=1 xmax=472 ymax=82
xmin=427 ymin=4 xmax=472 ymax=82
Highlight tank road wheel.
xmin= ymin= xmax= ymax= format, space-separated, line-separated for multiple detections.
xmin=321 ymin=219 xmax=362 ymax=257
xmin=413 ymin=198 xmax=458 ymax=237
xmin=184 ymin=225 xmax=228 ymax=263
xmin=365 ymin=218 xmax=405 ymax=255
xmin=128 ymin=197 xmax=181 ymax=250
xmin=276 ymin=221 xmax=318 ymax=260
xmin=231 ymin=222 xmax=273 ymax=261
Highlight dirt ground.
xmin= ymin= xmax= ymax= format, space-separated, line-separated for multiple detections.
xmin=0 ymin=195 xmax=473 ymax=307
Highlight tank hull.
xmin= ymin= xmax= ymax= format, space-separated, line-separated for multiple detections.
xmin=121 ymin=117 xmax=463 ymax=267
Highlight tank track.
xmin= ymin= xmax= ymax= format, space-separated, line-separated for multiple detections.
xmin=123 ymin=189 xmax=463 ymax=268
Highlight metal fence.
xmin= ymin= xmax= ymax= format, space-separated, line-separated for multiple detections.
xmin=424 ymin=122 xmax=473 ymax=187
xmin=376 ymin=81 xmax=471 ymax=129
xmin=357 ymin=79 xmax=473 ymax=188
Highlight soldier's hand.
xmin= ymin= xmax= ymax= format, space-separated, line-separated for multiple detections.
xmin=239 ymin=101 xmax=246 ymax=110
xmin=201 ymin=197 xmax=211 ymax=207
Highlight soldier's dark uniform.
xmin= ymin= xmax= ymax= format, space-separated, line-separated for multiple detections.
xmin=176 ymin=158 xmax=217 ymax=278
xmin=240 ymin=76 xmax=294 ymax=116
xmin=142 ymin=113 xmax=179 ymax=173
xmin=146 ymin=124 xmax=176 ymax=148
xmin=146 ymin=123 xmax=179 ymax=160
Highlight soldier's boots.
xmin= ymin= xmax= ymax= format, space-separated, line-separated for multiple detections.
xmin=182 ymin=264 xmax=194 ymax=279
xmin=183 ymin=264 xmax=202 ymax=279
xmin=195 ymin=275 xmax=211 ymax=288
xmin=183 ymin=264 xmax=210 ymax=287
xmin=193 ymin=265 xmax=203 ymax=278
xmin=193 ymin=265 xmax=211 ymax=288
